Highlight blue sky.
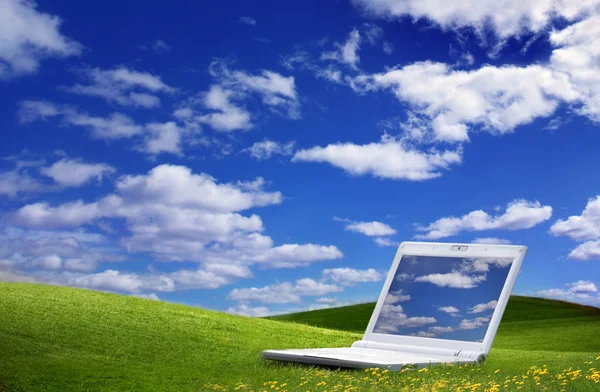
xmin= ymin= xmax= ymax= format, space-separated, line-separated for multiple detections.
xmin=1 ymin=0 xmax=600 ymax=318
xmin=373 ymin=255 xmax=512 ymax=342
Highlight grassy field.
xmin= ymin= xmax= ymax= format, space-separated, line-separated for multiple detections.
xmin=269 ymin=296 xmax=600 ymax=353
xmin=1 ymin=283 xmax=599 ymax=391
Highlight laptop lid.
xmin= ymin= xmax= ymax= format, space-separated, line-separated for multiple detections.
xmin=363 ymin=241 xmax=526 ymax=355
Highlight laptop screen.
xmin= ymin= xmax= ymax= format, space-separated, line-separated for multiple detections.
xmin=372 ymin=255 xmax=513 ymax=342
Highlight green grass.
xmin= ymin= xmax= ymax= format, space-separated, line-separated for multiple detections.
xmin=1 ymin=283 xmax=599 ymax=391
xmin=268 ymin=296 xmax=600 ymax=332
xmin=268 ymin=296 xmax=600 ymax=353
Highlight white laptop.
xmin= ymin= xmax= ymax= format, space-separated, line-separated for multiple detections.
xmin=263 ymin=241 xmax=527 ymax=371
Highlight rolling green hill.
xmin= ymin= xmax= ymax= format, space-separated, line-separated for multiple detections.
xmin=269 ymin=296 xmax=600 ymax=353
xmin=1 ymin=283 xmax=599 ymax=392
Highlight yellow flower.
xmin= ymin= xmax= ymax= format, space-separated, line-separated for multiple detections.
xmin=494 ymin=369 xmax=500 ymax=374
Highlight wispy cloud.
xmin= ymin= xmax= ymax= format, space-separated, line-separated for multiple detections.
xmin=138 ymin=39 xmax=171 ymax=54
xmin=62 ymin=66 xmax=175 ymax=108
xmin=244 ymin=139 xmax=295 ymax=160
xmin=468 ymin=300 xmax=497 ymax=314
xmin=0 ymin=0 xmax=82 ymax=78
xmin=416 ymin=199 xmax=552 ymax=240
xmin=239 ymin=16 xmax=256 ymax=26
xmin=293 ymin=135 xmax=462 ymax=181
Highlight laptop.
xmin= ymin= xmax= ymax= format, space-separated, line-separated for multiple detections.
xmin=263 ymin=241 xmax=527 ymax=371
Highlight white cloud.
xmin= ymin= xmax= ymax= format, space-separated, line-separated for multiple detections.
xmin=351 ymin=62 xmax=578 ymax=143
xmin=0 ymin=228 xmax=295 ymax=298
xmin=300 ymin=3 xmax=600 ymax=149
xmin=416 ymin=199 xmax=552 ymax=240
xmin=61 ymin=269 xmax=175 ymax=293
xmin=568 ymin=240 xmax=600 ymax=261
xmin=363 ymin=23 xmax=383 ymax=45
xmin=0 ymin=152 xmax=52 ymax=197
xmin=29 ymin=254 xmax=62 ymax=270
xmin=0 ymin=169 xmax=44 ymax=197
xmin=0 ymin=270 xmax=36 ymax=283
xmin=196 ymin=85 xmax=253 ymax=131
xmin=382 ymin=41 xmax=394 ymax=55
xmin=17 ymin=99 xmax=62 ymax=121
xmin=438 ymin=306 xmax=459 ymax=314
xmin=340 ymin=8 xmax=600 ymax=143
xmin=468 ymin=300 xmax=497 ymax=314
xmin=458 ymin=316 xmax=490 ymax=330
xmin=0 ymin=264 xmax=237 ymax=293
xmin=570 ymin=280 xmax=598 ymax=294
xmin=8 ymin=257 xmax=244 ymax=292
xmin=374 ymin=296 xmax=437 ymax=333
xmin=69 ymin=112 xmax=145 ymax=139
xmin=40 ymin=158 xmax=115 ymax=187
xmin=335 ymin=217 xmax=399 ymax=246
xmin=16 ymin=164 xmax=281 ymax=224
xmin=129 ymin=93 xmax=160 ymax=108
xmin=351 ymin=0 xmax=598 ymax=41
xmin=342 ymin=219 xmax=396 ymax=237
xmin=322 ymin=267 xmax=383 ymax=286
xmin=293 ymin=135 xmax=462 ymax=181
xmin=167 ymin=268 xmax=231 ymax=290
xmin=0 ymin=0 xmax=82 ymax=78
xmin=280 ymin=50 xmax=319 ymax=72
xmin=316 ymin=65 xmax=344 ymax=84
xmin=250 ymin=244 xmax=343 ymax=268
xmin=321 ymin=29 xmax=362 ymax=68
xmin=549 ymin=14 xmax=600 ymax=122
xmin=15 ymin=200 xmax=104 ymax=228
xmin=396 ymin=273 xmax=414 ymax=282
xmin=228 ymin=278 xmax=343 ymax=304
xmin=231 ymin=70 xmax=297 ymax=104
xmin=461 ymin=257 xmax=513 ymax=273
xmin=550 ymin=196 xmax=600 ymax=241
xmin=244 ymin=139 xmax=295 ymax=160
xmin=473 ymin=237 xmax=512 ymax=245
xmin=429 ymin=326 xmax=455 ymax=334
xmin=239 ymin=16 xmax=256 ymax=26
xmin=535 ymin=280 xmax=600 ymax=307
xmin=413 ymin=325 xmax=455 ymax=338
xmin=415 ymin=272 xmax=486 ymax=289
xmin=20 ymin=100 xmax=145 ymax=139
xmin=13 ymin=164 xmax=341 ymax=272
xmin=174 ymin=60 xmax=299 ymax=133
xmin=0 ymin=226 xmax=116 ymax=273
xmin=20 ymin=101 xmax=195 ymax=156
xmin=385 ymin=289 xmax=411 ymax=304
xmin=412 ymin=331 xmax=436 ymax=337
xmin=63 ymin=66 xmax=175 ymax=108
xmin=550 ymin=196 xmax=600 ymax=260
xmin=138 ymin=39 xmax=170 ymax=54
xmin=315 ymin=296 xmax=340 ymax=304
xmin=131 ymin=293 xmax=160 ymax=300
xmin=374 ymin=237 xmax=398 ymax=247
xmin=209 ymin=60 xmax=300 ymax=120
xmin=142 ymin=122 xmax=185 ymax=156
xmin=227 ymin=303 xmax=270 ymax=317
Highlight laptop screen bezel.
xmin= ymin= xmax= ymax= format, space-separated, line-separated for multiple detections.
xmin=362 ymin=241 xmax=526 ymax=354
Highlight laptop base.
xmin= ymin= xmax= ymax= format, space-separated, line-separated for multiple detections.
xmin=262 ymin=347 xmax=476 ymax=371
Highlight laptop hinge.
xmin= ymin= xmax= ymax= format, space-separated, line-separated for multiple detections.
xmin=351 ymin=340 xmax=486 ymax=362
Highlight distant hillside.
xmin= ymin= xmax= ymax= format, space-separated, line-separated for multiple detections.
xmin=268 ymin=295 xmax=600 ymax=352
